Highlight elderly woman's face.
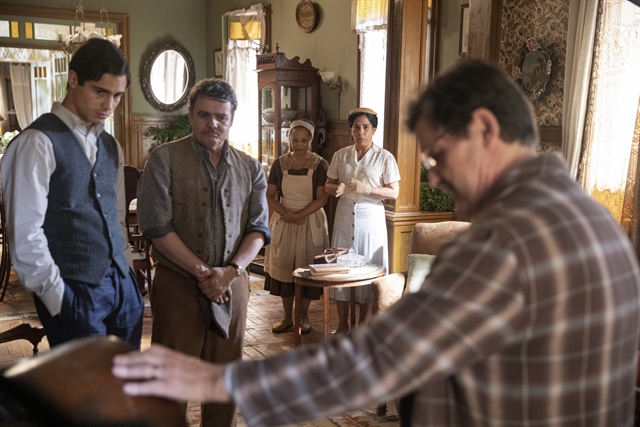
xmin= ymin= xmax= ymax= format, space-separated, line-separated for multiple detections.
xmin=290 ymin=127 xmax=312 ymax=154
xmin=351 ymin=115 xmax=376 ymax=147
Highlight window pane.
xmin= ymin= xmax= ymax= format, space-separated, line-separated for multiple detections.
xmin=34 ymin=23 xmax=70 ymax=41
xmin=359 ymin=30 xmax=387 ymax=147
xmin=0 ymin=20 xmax=9 ymax=38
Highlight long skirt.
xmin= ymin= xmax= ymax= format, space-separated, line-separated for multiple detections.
xmin=328 ymin=198 xmax=388 ymax=304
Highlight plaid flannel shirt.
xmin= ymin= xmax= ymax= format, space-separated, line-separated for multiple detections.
xmin=227 ymin=154 xmax=640 ymax=427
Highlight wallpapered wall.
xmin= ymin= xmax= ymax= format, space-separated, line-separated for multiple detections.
xmin=499 ymin=0 xmax=570 ymax=128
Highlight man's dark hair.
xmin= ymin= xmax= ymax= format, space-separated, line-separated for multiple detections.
xmin=407 ymin=59 xmax=538 ymax=146
xmin=347 ymin=111 xmax=378 ymax=129
xmin=69 ymin=38 xmax=130 ymax=87
xmin=188 ymin=78 xmax=238 ymax=115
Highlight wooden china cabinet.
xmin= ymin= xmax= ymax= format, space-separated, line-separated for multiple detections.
xmin=256 ymin=48 xmax=319 ymax=175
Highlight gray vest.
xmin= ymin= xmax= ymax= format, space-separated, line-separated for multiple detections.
xmin=27 ymin=113 xmax=129 ymax=284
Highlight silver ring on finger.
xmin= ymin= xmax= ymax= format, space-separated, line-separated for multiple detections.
xmin=152 ymin=365 xmax=162 ymax=379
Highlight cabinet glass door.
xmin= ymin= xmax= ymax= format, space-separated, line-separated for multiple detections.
xmin=279 ymin=86 xmax=312 ymax=158
xmin=260 ymin=86 xmax=275 ymax=173
xmin=280 ymin=86 xmax=312 ymax=124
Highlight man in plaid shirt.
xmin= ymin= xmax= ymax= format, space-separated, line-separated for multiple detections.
xmin=114 ymin=60 xmax=640 ymax=427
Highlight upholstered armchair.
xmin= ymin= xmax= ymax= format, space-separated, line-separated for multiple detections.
xmin=371 ymin=221 xmax=471 ymax=314
xmin=371 ymin=221 xmax=470 ymax=416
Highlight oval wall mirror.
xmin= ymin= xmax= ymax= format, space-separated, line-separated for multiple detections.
xmin=141 ymin=40 xmax=195 ymax=112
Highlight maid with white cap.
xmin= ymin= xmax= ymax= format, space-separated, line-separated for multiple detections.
xmin=325 ymin=108 xmax=400 ymax=334
xmin=263 ymin=119 xmax=330 ymax=334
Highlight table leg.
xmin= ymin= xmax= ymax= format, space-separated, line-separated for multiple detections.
xmin=294 ymin=283 xmax=302 ymax=347
xmin=350 ymin=287 xmax=356 ymax=330
xmin=323 ymin=287 xmax=329 ymax=339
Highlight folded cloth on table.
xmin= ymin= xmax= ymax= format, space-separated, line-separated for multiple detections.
xmin=313 ymin=247 xmax=349 ymax=264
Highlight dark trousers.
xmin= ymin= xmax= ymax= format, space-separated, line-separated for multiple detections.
xmin=34 ymin=266 xmax=144 ymax=349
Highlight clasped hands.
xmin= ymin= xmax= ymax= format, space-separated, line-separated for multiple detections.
xmin=280 ymin=209 xmax=305 ymax=225
xmin=195 ymin=266 xmax=234 ymax=304
xmin=335 ymin=178 xmax=371 ymax=197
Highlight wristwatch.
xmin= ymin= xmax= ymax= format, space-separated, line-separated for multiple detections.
xmin=229 ymin=262 xmax=244 ymax=276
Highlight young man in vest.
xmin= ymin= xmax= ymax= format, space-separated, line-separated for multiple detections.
xmin=1 ymin=38 xmax=144 ymax=349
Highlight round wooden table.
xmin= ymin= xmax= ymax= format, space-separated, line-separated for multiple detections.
xmin=292 ymin=264 xmax=386 ymax=347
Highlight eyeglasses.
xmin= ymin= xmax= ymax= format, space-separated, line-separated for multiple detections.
xmin=420 ymin=131 xmax=448 ymax=171
xmin=421 ymin=152 xmax=437 ymax=170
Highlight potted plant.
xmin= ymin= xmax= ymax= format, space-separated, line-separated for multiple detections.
xmin=144 ymin=114 xmax=191 ymax=152
xmin=0 ymin=130 xmax=20 ymax=155
xmin=419 ymin=165 xmax=454 ymax=212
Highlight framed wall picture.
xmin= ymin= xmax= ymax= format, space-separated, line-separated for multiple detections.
xmin=459 ymin=4 xmax=469 ymax=57
xmin=214 ymin=50 xmax=224 ymax=77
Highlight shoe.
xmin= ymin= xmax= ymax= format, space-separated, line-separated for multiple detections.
xmin=332 ymin=326 xmax=350 ymax=336
xmin=272 ymin=319 xmax=293 ymax=333
xmin=301 ymin=318 xmax=312 ymax=334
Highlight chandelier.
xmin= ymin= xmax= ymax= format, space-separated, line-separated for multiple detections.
xmin=56 ymin=0 xmax=122 ymax=56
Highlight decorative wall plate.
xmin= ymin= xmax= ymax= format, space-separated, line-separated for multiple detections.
xmin=296 ymin=0 xmax=317 ymax=33
xmin=511 ymin=38 xmax=552 ymax=101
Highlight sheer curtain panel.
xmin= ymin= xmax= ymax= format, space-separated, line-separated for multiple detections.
xmin=224 ymin=4 xmax=266 ymax=159
xmin=561 ymin=0 xmax=598 ymax=180
xmin=9 ymin=64 xmax=33 ymax=130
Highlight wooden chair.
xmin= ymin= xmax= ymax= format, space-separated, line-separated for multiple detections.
xmin=0 ymin=189 xmax=13 ymax=302
xmin=0 ymin=323 xmax=46 ymax=355
xmin=124 ymin=165 xmax=152 ymax=296
xmin=0 ymin=336 xmax=187 ymax=427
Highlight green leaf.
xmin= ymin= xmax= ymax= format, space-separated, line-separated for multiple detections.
xmin=144 ymin=114 xmax=192 ymax=144
xmin=419 ymin=165 xmax=454 ymax=212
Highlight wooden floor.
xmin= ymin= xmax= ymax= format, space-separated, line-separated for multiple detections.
xmin=0 ymin=273 xmax=345 ymax=367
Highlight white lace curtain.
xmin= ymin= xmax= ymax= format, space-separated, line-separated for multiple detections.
xmin=578 ymin=0 xmax=640 ymax=221
xmin=9 ymin=63 xmax=33 ymax=130
xmin=351 ymin=0 xmax=388 ymax=33
xmin=224 ymin=4 xmax=265 ymax=158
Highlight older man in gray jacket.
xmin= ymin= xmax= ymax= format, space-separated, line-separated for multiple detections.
xmin=136 ymin=78 xmax=270 ymax=427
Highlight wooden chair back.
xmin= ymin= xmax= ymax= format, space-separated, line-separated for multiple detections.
xmin=0 ymin=189 xmax=13 ymax=301
xmin=124 ymin=165 xmax=142 ymax=230
xmin=1 ymin=336 xmax=186 ymax=427
xmin=123 ymin=166 xmax=152 ymax=295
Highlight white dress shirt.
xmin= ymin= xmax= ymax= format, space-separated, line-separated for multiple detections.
xmin=327 ymin=143 xmax=401 ymax=202
xmin=0 ymin=102 xmax=131 ymax=316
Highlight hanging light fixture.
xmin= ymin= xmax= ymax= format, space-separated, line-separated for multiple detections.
xmin=56 ymin=0 xmax=122 ymax=56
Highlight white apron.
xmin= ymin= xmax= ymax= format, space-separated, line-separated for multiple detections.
xmin=329 ymin=198 xmax=388 ymax=304
xmin=264 ymin=154 xmax=329 ymax=283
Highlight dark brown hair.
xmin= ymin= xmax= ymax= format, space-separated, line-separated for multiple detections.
xmin=69 ymin=38 xmax=130 ymax=87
